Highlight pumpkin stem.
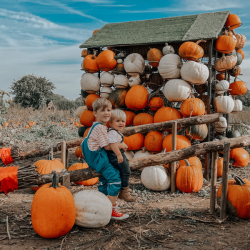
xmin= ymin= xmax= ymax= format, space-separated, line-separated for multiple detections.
xmin=184 ymin=159 xmax=190 ymax=166
xmin=92 ymin=50 xmax=97 ymax=59
xmin=196 ymin=40 xmax=206 ymax=45
xmin=142 ymin=147 xmax=146 ymax=153
xmin=234 ymin=175 xmax=246 ymax=186
xmin=49 ymin=171 xmax=60 ymax=188
xmin=165 ymin=43 xmax=168 ymax=46
xmin=48 ymin=148 xmax=53 ymax=160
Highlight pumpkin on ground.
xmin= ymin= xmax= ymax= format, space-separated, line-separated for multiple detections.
xmin=68 ymin=163 xmax=99 ymax=186
xmin=133 ymin=113 xmax=154 ymax=126
xmin=180 ymin=157 xmax=202 ymax=171
xmin=125 ymin=85 xmax=148 ymax=110
xmin=80 ymin=73 xmax=101 ymax=94
xmin=124 ymin=133 xmax=144 ymax=151
xmin=141 ymin=165 xmax=171 ymax=191
xmin=124 ymin=111 xmax=136 ymax=126
xmin=163 ymin=79 xmax=192 ymax=102
xmin=149 ymin=97 xmax=164 ymax=111
xmin=75 ymin=146 xmax=84 ymax=158
xmin=215 ymin=30 xmax=236 ymax=53
xmin=162 ymin=134 xmax=191 ymax=152
xmin=186 ymin=124 xmax=208 ymax=141
xmin=179 ymin=40 xmax=205 ymax=60
xmin=176 ymin=159 xmax=203 ymax=193
xmin=31 ymin=172 xmax=75 ymax=238
xmin=217 ymin=176 xmax=250 ymax=219
xmin=109 ymin=89 xmax=127 ymax=108
xmin=75 ymin=106 xmax=88 ymax=118
xmin=144 ymin=131 xmax=164 ymax=153
xmin=214 ymin=54 xmax=237 ymax=72
xmin=80 ymin=110 xmax=95 ymax=127
xmin=74 ymin=190 xmax=112 ymax=228
xmin=225 ymin=14 xmax=242 ymax=30
xmin=217 ymin=157 xmax=223 ymax=177
xmin=229 ymin=80 xmax=247 ymax=96
xmin=214 ymin=96 xmax=234 ymax=114
xmin=100 ymin=72 xmax=114 ymax=87
xmin=180 ymin=98 xmax=205 ymax=117
xmin=83 ymin=52 xmax=99 ymax=73
xmin=97 ymin=50 xmax=117 ymax=71
xmin=230 ymin=148 xmax=250 ymax=168
xmin=124 ymin=53 xmax=145 ymax=76
xmin=85 ymin=94 xmax=100 ymax=110
xmin=147 ymin=48 xmax=163 ymax=68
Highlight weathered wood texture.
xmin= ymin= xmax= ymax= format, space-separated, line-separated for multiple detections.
xmin=210 ymin=151 xmax=218 ymax=214
xmin=171 ymin=122 xmax=177 ymax=193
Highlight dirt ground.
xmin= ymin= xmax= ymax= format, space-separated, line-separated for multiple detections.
xmin=1 ymin=150 xmax=250 ymax=250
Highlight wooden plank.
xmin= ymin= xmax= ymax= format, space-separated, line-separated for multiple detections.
xmin=171 ymin=121 xmax=177 ymax=193
xmin=210 ymin=151 xmax=218 ymax=214
xmin=62 ymin=173 xmax=70 ymax=189
xmin=61 ymin=141 xmax=66 ymax=167
xmin=66 ymin=148 xmax=69 ymax=169
xmin=220 ymin=142 xmax=230 ymax=220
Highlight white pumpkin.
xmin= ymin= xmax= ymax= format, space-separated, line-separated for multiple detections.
xmin=124 ymin=53 xmax=145 ymax=76
xmin=100 ymin=87 xmax=112 ymax=99
xmin=134 ymin=149 xmax=152 ymax=159
xmin=233 ymin=99 xmax=242 ymax=112
xmin=215 ymin=80 xmax=230 ymax=95
xmin=117 ymin=59 xmax=123 ymax=63
xmin=75 ymin=106 xmax=87 ymax=118
xmin=74 ymin=190 xmax=112 ymax=228
xmin=163 ymin=79 xmax=192 ymax=102
xmin=214 ymin=116 xmax=227 ymax=133
xmin=128 ymin=76 xmax=141 ymax=87
xmin=124 ymin=150 xmax=134 ymax=160
xmin=181 ymin=61 xmax=209 ymax=85
xmin=214 ymin=96 xmax=235 ymax=114
xmin=100 ymin=72 xmax=114 ymax=87
xmin=114 ymin=75 xmax=129 ymax=88
xmin=158 ymin=54 xmax=182 ymax=79
xmin=80 ymin=73 xmax=101 ymax=93
xmin=162 ymin=43 xmax=175 ymax=55
xmin=141 ymin=165 xmax=171 ymax=191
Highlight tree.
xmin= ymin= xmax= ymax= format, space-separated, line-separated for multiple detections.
xmin=10 ymin=75 xmax=56 ymax=109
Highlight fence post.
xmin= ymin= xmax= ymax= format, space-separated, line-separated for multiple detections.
xmin=61 ymin=141 xmax=66 ymax=167
xmin=171 ymin=121 xmax=177 ymax=193
xmin=220 ymin=141 xmax=230 ymax=220
xmin=210 ymin=151 xmax=218 ymax=214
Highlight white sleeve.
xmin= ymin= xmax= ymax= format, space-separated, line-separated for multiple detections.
xmin=108 ymin=130 xmax=119 ymax=144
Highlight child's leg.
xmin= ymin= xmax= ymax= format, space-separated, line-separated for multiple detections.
xmin=98 ymin=176 xmax=108 ymax=196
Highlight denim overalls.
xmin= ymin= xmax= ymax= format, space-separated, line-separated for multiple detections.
xmin=81 ymin=122 xmax=121 ymax=196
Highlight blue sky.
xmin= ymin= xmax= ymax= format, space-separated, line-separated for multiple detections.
xmin=0 ymin=0 xmax=250 ymax=99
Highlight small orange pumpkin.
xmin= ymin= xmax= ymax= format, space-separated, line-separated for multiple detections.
xmin=133 ymin=113 xmax=154 ymax=126
xmin=84 ymin=127 xmax=90 ymax=137
xmin=85 ymin=94 xmax=100 ymax=110
xmin=83 ymin=52 xmax=99 ymax=73
xmin=124 ymin=111 xmax=136 ymax=126
xmin=229 ymin=80 xmax=247 ymax=96
xmin=236 ymin=49 xmax=245 ymax=59
xmin=230 ymin=148 xmax=249 ymax=167
xmin=125 ymin=85 xmax=148 ymax=110
xmin=92 ymin=29 xmax=99 ymax=35
xmin=162 ymin=134 xmax=191 ymax=152
xmin=80 ymin=110 xmax=95 ymax=127
xmin=81 ymin=49 xmax=89 ymax=58
xmin=180 ymin=98 xmax=205 ymax=118
xmin=147 ymin=48 xmax=163 ymax=68
xmin=149 ymin=97 xmax=164 ymax=111
xmin=216 ymin=30 xmax=236 ymax=54
xmin=216 ymin=73 xmax=228 ymax=81
xmin=225 ymin=14 xmax=242 ymax=30
xmin=97 ymin=50 xmax=117 ymax=72
xmin=124 ymin=133 xmax=144 ymax=151
xmin=144 ymin=131 xmax=163 ymax=153
xmin=109 ymin=89 xmax=127 ymax=108
xmin=179 ymin=40 xmax=205 ymax=60
xmin=75 ymin=146 xmax=84 ymax=158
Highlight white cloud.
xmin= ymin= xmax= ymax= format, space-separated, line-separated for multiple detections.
xmin=71 ymin=0 xmax=113 ymax=3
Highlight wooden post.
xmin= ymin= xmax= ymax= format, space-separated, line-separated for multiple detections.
xmin=66 ymin=148 xmax=69 ymax=169
xmin=61 ymin=141 xmax=66 ymax=167
xmin=210 ymin=151 xmax=218 ymax=214
xmin=171 ymin=121 xmax=177 ymax=193
xmin=62 ymin=173 xmax=70 ymax=189
xmin=220 ymin=141 xmax=230 ymax=220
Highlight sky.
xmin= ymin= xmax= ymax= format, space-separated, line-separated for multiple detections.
xmin=0 ymin=0 xmax=250 ymax=100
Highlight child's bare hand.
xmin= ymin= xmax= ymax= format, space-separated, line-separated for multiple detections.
xmin=121 ymin=142 xmax=128 ymax=151
xmin=117 ymin=155 xmax=123 ymax=163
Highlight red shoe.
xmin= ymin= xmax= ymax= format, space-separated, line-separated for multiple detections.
xmin=111 ymin=202 xmax=129 ymax=220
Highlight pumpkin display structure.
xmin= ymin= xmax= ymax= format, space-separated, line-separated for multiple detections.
xmin=179 ymin=40 xmax=205 ymax=60
xmin=124 ymin=133 xmax=144 ymax=151
xmin=109 ymin=89 xmax=127 ymax=108
xmin=163 ymin=134 xmax=191 ymax=152
xmin=85 ymin=94 xmax=100 ymax=110
xmin=125 ymin=85 xmax=148 ymax=110
xmin=124 ymin=111 xmax=136 ymax=126
xmin=215 ymin=30 xmax=236 ymax=53
xmin=180 ymin=98 xmax=205 ymax=117
xmin=149 ymin=97 xmax=164 ymax=111
xmin=97 ymin=50 xmax=117 ymax=72
xmin=83 ymin=52 xmax=99 ymax=73
xmin=80 ymin=110 xmax=95 ymax=127
xmin=230 ymin=148 xmax=250 ymax=168
xmin=217 ymin=176 xmax=250 ymax=219
xmin=229 ymin=80 xmax=247 ymax=96
xmin=147 ymin=48 xmax=163 ymax=68
xmin=144 ymin=131 xmax=164 ymax=153
xmin=133 ymin=113 xmax=154 ymax=126
xmin=225 ymin=14 xmax=242 ymax=30
xmin=186 ymin=124 xmax=208 ymax=141
xmin=176 ymin=159 xmax=203 ymax=193
xmin=31 ymin=171 xmax=76 ymax=238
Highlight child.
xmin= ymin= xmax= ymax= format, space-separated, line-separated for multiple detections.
xmin=81 ymin=98 xmax=129 ymax=220
xmin=106 ymin=109 xmax=135 ymax=202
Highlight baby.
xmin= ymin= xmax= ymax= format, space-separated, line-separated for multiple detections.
xmin=106 ymin=109 xmax=135 ymax=202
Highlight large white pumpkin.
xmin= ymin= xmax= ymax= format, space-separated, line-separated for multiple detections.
xmin=214 ymin=116 xmax=227 ymax=133
xmin=128 ymin=76 xmax=141 ymax=87
xmin=141 ymin=165 xmax=171 ymax=191
xmin=100 ymin=72 xmax=114 ymax=87
xmin=215 ymin=80 xmax=230 ymax=95
xmin=75 ymin=106 xmax=87 ymax=118
xmin=214 ymin=96 xmax=235 ymax=114
xmin=158 ymin=54 xmax=182 ymax=79
xmin=181 ymin=61 xmax=209 ymax=85
xmin=114 ymin=75 xmax=129 ymax=88
xmin=124 ymin=53 xmax=145 ymax=76
xmin=233 ymin=99 xmax=242 ymax=112
xmin=124 ymin=150 xmax=134 ymax=160
xmin=74 ymin=190 xmax=112 ymax=228
xmin=100 ymin=87 xmax=112 ymax=99
xmin=163 ymin=79 xmax=192 ymax=102
xmin=134 ymin=149 xmax=152 ymax=159
xmin=162 ymin=43 xmax=175 ymax=55
xmin=80 ymin=73 xmax=101 ymax=93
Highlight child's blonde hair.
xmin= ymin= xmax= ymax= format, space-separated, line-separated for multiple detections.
xmin=110 ymin=109 xmax=126 ymax=122
xmin=92 ymin=98 xmax=112 ymax=112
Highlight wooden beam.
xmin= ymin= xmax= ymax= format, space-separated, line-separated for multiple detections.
xmin=210 ymin=151 xmax=218 ymax=214
xmin=61 ymin=141 xmax=66 ymax=167
xmin=171 ymin=121 xmax=177 ymax=193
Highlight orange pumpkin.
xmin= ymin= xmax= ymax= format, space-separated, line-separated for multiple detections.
xmin=80 ymin=110 xmax=95 ymax=127
xmin=85 ymin=94 xmax=100 ymax=110
xmin=216 ymin=30 xmax=236 ymax=54
xmin=133 ymin=113 xmax=154 ymax=126
xmin=124 ymin=133 xmax=144 ymax=151
xmin=162 ymin=134 xmax=191 ymax=152
xmin=176 ymin=159 xmax=203 ymax=193
xmin=109 ymin=89 xmax=127 ymax=108
xmin=75 ymin=146 xmax=83 ymax=158
xmin=229 ymin=80 xmax=247 ymax=96
xmin=154 ymin=107 xmax=182 ymax=124
xmin=179 ymin=156 xmax=202 ymax=171
xmin=230 ymin=148 xmax=249 ymax=167
xmin=125 ymin=85 xmax=148 ymax=110
xmin=225 ymin=14 xmax=242 ymax=30
xmin=84 ymin=127 xmax=90 ymax=137
xmin=124 ymin=111 xmax=136 ymax=126
xmin=179 ymin=40 xmax=205 ymax=60
xmin=216 ymin=73 xmax=228 ymax=81
xmin=83 ymin=52 xmax=99 ymax=73
xmin=217 ymin=157 xmax=223 ymax=177
xmin=93 ymin=29 xmax=99 ymax=35
xmin=149 ymin=97 xmax=164 ymax=111
xmin=97 ymin=50 xmax=117 ymax=72
xmin=236 ymin=49 xmax=245 ymax=59
xmin=180 ymin=98 xmax=205 ymax=118
xmin=229 ymin=66 xmax=241 ymax=77
xmin=144 ymin=131 xmax=163 ymax=153
xmin=147 ymin=48 xmax=163 ymax=68
xmin=81 ymin=49 xmax=89 ymax=58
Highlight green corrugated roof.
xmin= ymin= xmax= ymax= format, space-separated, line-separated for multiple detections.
xmin=80 ymin=11 xmax=229 ymax=48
